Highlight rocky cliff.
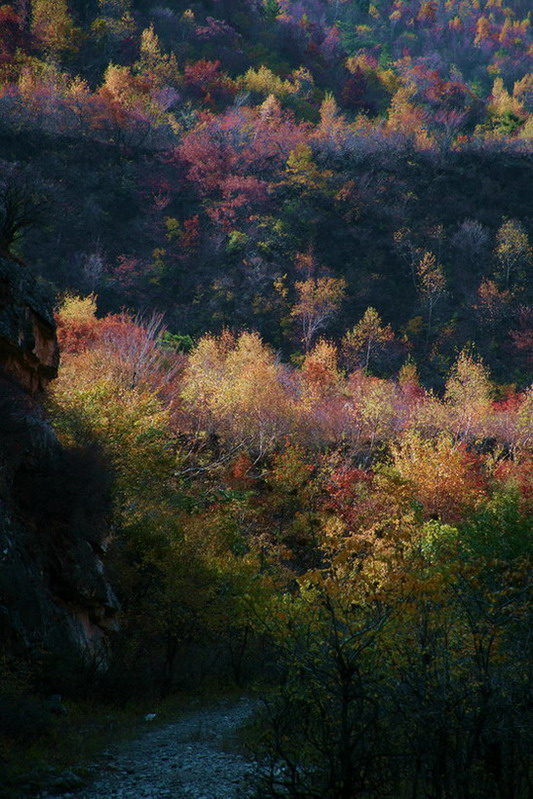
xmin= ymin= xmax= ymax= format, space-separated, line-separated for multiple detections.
xmin=0 ymin=257 xmax=118 ymax=676
xmin=0 ymin=257 xmax=59 ymax=393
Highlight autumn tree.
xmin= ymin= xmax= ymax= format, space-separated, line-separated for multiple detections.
xmin=315 ymin=92 xmax=346 ymax=146
xmin=444 ymin=349 xmax=492 ymax=441
xmin=391 ymin=431 xmax=486 ymax=523
xmin=241 ymin=65 xmax=294 ymax=100
xmin=135 ymin=24 xmax=179 ymax=86
xmin=182 ymin=331 xmax=292 ymax=459
xmin=474 ymin=278 xmax=512 ymax=330
xmin=290 ymin=275 xmax=346 ymax=351
xmin=386 ymin=86 xmax=432 ymax=148
xmin=416 ymin=251 xmax=446 ymax=345
xmin=494 ymin=218 xmax=531 ymax=290
xmin=55 ymin=293 xmax=100 ymax=353
xmin=285 ymin=144 xmax=332 ymax=195
xmin=487 ymin=78 xmax=527 ymax=137
xmin=31 ymin=0 xmax=79 ymax=55
xmin=217 ymin=332 xmax=292 ymax=457
xmin=346 ymin=371 xmax=399 ymax=453
xmin=298 ymin=340 xmax=347 ymax=445
xmin=341 ymin=306 xmax=394 ymax=373
xmin=52 ymin=301 xmax=272 ymax=693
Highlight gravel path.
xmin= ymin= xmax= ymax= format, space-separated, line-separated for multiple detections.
xmin=44 ymin=696 xmax=258 ymax=799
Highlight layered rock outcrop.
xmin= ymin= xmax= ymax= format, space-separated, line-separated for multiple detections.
xmin=0 ymin=257 xmax=118 ymax=671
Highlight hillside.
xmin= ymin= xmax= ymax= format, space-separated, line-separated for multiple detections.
xmin=0 ymin=2 xmax=531 ymax=797
xmin=0 ymin=0 xmax=531 ymax=382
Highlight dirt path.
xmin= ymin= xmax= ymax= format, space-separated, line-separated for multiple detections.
xmin=44 ymin=696 xmax=258 ymax=799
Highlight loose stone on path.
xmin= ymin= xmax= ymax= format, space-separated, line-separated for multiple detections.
xmin=43 ymin=696 xmax=257 ymax=799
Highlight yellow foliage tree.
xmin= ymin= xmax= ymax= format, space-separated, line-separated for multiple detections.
xmin=32 ymin=0 xmax=80 ymax=54
xmin=391 ymin=431 xmax=486 ymax=522
xmin=182 ymin=332 xmax=292 ymax=458
xmin=342 ymin=306 xmax=394 ymax=372
xmin=444 ymin=349 xmax=492 ymax=441
xmin=290 ymin=275 xmax=346 ymax=350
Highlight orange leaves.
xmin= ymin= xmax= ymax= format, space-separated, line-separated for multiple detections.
xmin=474 ymin=278 xmax=512 ymax=328
xmin=296 ymin=341 xmax=348 ymax=445
xmin=417 ymin=1 xmax=437 ymax=24
xmin=391 ymin=431 xmax=487 ymax=523
xmin=55 ymin=293 xmax=99 ymax=354
xmin=56 ymin=296 xmax=186 ymax=437
xmin=300 ymin=340 xmax=342 ymax=402
xmin=386 ymin=86 xmax=432 ymax=148
xmin=474 ymin=15 xmax=492 ymax=45
xmin=493 ymin=453 xmax=533 ymax=510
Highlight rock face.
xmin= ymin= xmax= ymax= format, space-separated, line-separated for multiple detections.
xmin=0 ymin=257 xmax=59 ymax=393
xmin=0 ymin=257 xmax=118 ymax=674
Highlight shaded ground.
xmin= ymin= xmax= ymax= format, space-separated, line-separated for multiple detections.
xmin=42 ymin=696 xmax=257 ymax=799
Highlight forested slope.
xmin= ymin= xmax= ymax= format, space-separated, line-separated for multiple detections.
xmin=0 ymin=2 xmax=531 ymax=797
xmin=0 ymin=0 xmax=531 ymax=381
